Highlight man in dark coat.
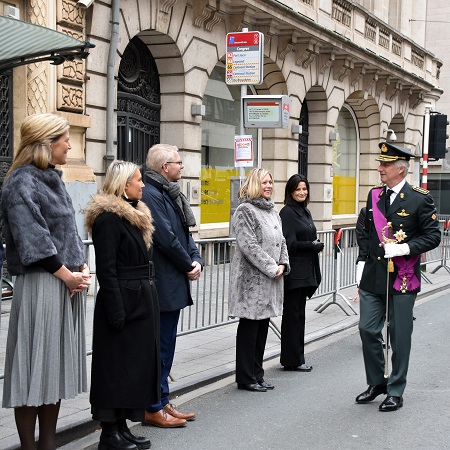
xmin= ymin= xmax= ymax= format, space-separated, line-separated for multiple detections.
xmin=355 ymin=142 xmax=441 ymax=412
xmin=141 ymin=143 xmax=203 ymax=428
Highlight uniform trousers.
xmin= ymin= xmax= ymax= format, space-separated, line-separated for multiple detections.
xmin=280 ymin=288 xmax=308 ymax=367
xmin=147 ymin=309 xmax=180 ymax=412
xmin=235 ymin=318 xmax=270 ymax=385
xmin=359 ymin=289 xmax=416 ymax=397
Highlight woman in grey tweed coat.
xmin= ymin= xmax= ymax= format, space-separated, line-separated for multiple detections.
xmin=1 ymin=114 xmax=91 ymax=449
xmin=229 ymin=168 xmax=290 ymax=392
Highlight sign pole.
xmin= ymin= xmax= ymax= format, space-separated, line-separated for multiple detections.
xmin=239 ymin=28 xmax=249 ymax=182
xmin=240 ymin=85 xmax=247 ymax=181
xmin=226 ymin=26 xmax=264 ymax=183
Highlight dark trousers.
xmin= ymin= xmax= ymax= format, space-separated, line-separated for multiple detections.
xmin=235 ymin=318 xmax=270 ymax=385
xmin=280 ymin=288 xmax=307 ymax=367
xmin=359 ymin=289 xmax=415 ymax=397
xmin=147 ymin=309 xmax=180 ymax=412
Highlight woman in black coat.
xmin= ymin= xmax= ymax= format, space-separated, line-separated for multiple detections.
xmin=85 ymin=161 xmax=160 ymax=450
xmin=279 ymin=174 xmax=323 ymax=372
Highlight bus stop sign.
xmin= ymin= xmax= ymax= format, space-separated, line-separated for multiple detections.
xmin=226 ymin=31 xmax=264 ymax=85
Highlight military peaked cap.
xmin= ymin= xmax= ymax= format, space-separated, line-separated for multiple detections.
xmin=376 ymin=142 xmax=415 ymax=162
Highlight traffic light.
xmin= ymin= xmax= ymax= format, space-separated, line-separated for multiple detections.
xmin=428 ymin=113 xmax=449 ymax=160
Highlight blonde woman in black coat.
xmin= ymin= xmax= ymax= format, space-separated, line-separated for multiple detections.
xmin=85 ymin=161 xmax=160 ymax=450
xmin=279 ymin=174 xmax=323 ymax=372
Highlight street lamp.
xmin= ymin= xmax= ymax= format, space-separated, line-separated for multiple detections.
xmin=383 ymin=128 xmax=397 ymax=141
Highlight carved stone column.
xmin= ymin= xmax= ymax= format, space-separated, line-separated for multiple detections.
xmin=56 ymin=0 xmax=95 ymax=183
xmin=27 ymin=0 xmax=49 ymax=115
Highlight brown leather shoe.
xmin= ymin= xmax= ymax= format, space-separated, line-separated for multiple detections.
xmin=163 ymin=403 xmax=196 ymax=421
xmin=142 ymin=409 xmax=187 ymax=428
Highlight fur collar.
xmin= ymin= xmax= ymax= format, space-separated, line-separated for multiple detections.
xmin=85 ymin=193 xmax=154 ymax=249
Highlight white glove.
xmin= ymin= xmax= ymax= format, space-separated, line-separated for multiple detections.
xmin=356 ymin=261 xmax=365 ymax=286
xmin=384 ymin=243 xmax=410 ymax=258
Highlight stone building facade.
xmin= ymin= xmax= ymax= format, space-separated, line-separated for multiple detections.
xmin=1 ymin=0 xmax=445 ymax=237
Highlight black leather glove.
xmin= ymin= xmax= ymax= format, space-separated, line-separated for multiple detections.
xmin=311 ymin=239 xmax=325 ymax=253
xmin=110 ymin=318 xmax=125 ymax=332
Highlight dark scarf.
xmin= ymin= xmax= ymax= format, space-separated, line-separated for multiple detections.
xmin=122 ymin=196 xmax=139 ymax=208
xmin=145 ymin=169 xmax=196 ymax=227
xmin=241 ymin=197 xmax=274 ymax=211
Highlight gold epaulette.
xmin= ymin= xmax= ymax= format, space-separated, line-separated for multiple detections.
xmin=373 ymin=183 xmax=385 ymax=188
xmin=412 ymin=186 xmax=429 ymax=195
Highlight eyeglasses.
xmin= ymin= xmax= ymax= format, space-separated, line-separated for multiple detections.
xmin=166 ymin=161 xmax=183 ymax=166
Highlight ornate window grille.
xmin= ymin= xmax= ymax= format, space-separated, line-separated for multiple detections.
xmin=0 ymin=71 xmax=13 ymax=172
xmin=117 ymin=37 xmax=161 ymax=169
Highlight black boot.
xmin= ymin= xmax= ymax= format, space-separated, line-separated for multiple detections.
xmin=117 ymin=419 xmax=151 ymax=449
xmin=98 ymin=421 xmax=138 ymax=450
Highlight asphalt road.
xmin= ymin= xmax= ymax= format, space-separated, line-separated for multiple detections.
xmin=79 ymin=291 xmax=450 ymax=450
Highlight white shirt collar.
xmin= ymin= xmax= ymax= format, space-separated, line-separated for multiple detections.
xmin=389 ymin=178 xmax=406 ymax=195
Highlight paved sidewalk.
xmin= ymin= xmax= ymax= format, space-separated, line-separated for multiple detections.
xmin=0 ymin=263 xmax=449 ymax=449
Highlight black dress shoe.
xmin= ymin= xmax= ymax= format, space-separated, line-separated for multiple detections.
xmin=257 ymin=380 xmax=274 ymax=390
xmin=355 ymin=384 xmax=387 ymax=403
xmin=283 ymin=364 xmax=313 ymax=372
xmin=237 ymin=383 xmax=267 ymax=392
xmin=379 ymin=395 xmax=403 ymax=412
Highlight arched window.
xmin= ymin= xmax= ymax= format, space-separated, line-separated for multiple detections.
xmin=117 ymin=37 xmax=161 ymax=169
xmin=201 ymin=63 xmax=258 ymax=226
xmin=298 ymin=101 xmax=309 ymax=177
xmin=332 ymin=105 xmax=359 ymax=215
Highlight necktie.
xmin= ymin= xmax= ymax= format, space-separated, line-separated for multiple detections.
xmin=385 ymin=188 xmax=394 ymax=210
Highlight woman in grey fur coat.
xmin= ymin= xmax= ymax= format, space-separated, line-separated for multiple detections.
xmin=1 ymin=114 xmax=91 ymax=449
xmin=229 ymin=168 xmax=290 ymax=392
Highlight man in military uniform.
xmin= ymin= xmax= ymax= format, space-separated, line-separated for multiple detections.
xmin=355 ymin=142 xmax=441 ymax=411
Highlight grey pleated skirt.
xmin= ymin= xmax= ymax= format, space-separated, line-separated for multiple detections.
xmin=2 ymin=271 xmax=88 ymax=408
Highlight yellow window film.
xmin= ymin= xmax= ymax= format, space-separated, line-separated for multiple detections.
xmin=332 ymin=175 xmax=356 ymax=215
xmin=201 ymin=167 xmax=240 ymax=223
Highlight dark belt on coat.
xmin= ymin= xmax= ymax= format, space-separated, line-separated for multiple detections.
xmin=116 ymin=262 xmax=155 ymax=280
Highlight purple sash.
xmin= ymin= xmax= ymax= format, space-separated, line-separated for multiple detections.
xmin=371 ymin=188 xmax=420 ymax=293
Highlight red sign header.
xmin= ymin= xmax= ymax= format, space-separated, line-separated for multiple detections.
xmin=227 ymin=32 xmax=261 ymax=47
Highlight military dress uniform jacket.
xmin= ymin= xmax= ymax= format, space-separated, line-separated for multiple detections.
xmin=359 ymin=181 xmax=441 ymax=295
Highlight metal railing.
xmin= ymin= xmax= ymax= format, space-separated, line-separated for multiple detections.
xmin=1 ymin=222 xmax=449 ymax=378
xmin=314 ymin=228 xmax=358 ymax=316
xmin=60 ymin=223 xmax=450 ymax=331
xmin=429 ymin=219 xmax=450 ymax=275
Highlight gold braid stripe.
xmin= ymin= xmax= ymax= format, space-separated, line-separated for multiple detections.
xmin=377 ymin=155 xmax=408 ymax=161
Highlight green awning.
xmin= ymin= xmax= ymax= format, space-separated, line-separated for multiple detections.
xmin=0 ymin=16 xmax=95 ymax=72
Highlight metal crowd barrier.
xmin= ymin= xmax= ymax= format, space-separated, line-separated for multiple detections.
xmin=429 ymin=219 xmax=450 ymax=275
xmin=183 ymin=231 xmax=343 ymax=333
xmin=313 ymin=228 xmax=358 ymax=316
xmin=313 ymin=220 xmax=450 ymax=315
xmin=85 ymin=234 xmax=343 ymax=335
xmin=2 ymin=221 xmax=449 ymax=374
xmin=179 ymin=238 xmax=237 ymax=336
